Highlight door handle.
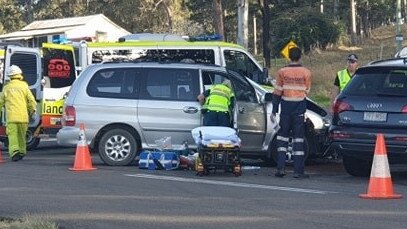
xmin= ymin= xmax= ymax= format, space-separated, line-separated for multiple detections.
xmin=183 ymin=106 xmax=198 ymax=114
xmin=239 ymin=107 xmax=245 ymax=113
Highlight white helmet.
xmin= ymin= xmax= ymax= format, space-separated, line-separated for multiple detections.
xmin=7 ymin=65 xmax=23 ymax=77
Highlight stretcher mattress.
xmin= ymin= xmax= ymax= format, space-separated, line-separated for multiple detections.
xmin=191 ymin=126 xmax=241 ymax=148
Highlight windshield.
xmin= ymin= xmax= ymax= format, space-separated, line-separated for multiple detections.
xmin=344 ymin=67 xmax=407 ymax=97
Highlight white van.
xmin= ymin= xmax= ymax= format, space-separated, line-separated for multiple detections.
xmin=70 ymin=38 xmax=269 ymax=85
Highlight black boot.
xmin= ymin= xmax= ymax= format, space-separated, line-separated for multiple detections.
xmin=11 ymin=152 xmax=23 ymax=162
xmin=275 ymin=169 xmax=286 ymax=178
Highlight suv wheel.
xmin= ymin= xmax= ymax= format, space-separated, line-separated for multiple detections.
xmin=342 ymin=155 xmax=372 ymax=177
xmin=98 ymin=128 xmax=138 ymax=166
xmin=271 ymin=136 xmax=310 ymax=165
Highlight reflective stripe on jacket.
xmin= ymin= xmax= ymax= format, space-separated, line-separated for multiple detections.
xmin=0 ymin=78 xmax=37 ymax=123
xmin=274 ymin=65 xmax=312 ymax=101
xmin=203 ymin=84 xmax=233 ymax=112
xmin=337 ymin=69 xmax=351 ymax=91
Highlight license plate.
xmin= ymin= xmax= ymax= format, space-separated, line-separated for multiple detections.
xmin=363 ymin=112 xmax=387 ymax=122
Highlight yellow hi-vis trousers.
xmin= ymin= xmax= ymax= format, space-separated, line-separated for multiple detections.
xmin=6 ymin=122 xmax=28 ymax=157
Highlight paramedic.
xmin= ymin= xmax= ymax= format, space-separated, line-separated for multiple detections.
xmin=270 ymin=47 xmax=312 ymax=179
xmin=197 ymin=79 xmax=234 ymax=127
xmin=0 ymin=65 xmax=37 ymax=161
xmin=330 ymin=54 xmax=358 ymax=112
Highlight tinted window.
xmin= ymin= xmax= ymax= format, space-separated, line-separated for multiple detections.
xmin=91 ymin=49 xmax=215 ymax=65
xmin=140 ymin=68 xmax=199 ymax=101
xmin=10 ymin=53 xmax=37 ymax=86
xmin=344 ymin=67 xmax=407 ymax=97
xmin=42 ymin=47 xmax=76 ymax=88
xmin=87 ymin=68 xmax=140 ymax=99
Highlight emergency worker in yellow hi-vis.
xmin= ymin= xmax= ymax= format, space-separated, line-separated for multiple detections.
xmin=197 ymin=80 xmax=234 ymax=127
xmin=0 ymin=65 xmax=37 ymax=161
xmin=330 ymin=54 xmax=359 ymax=113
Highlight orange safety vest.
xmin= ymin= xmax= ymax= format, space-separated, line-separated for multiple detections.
xmin=273 ymin=65 xmax=311 ymax=101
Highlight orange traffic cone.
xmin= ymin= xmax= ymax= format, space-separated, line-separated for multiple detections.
xmin=359 ymin=134 xmax=402 ymax=199
xmin=0 ymin=142 xmax=5 ymax=163
xmin=69 ymin=123 xmax=97 ymax=171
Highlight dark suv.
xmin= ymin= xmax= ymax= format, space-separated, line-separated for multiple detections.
xmin=329 ymin=58 xmax=407 ymax=176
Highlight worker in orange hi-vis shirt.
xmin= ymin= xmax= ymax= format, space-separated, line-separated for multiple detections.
xmin=270 ymin=47 xmax=312 ymax=179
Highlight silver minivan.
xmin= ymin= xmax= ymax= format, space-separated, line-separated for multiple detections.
xmin=57 ymin=62 xmax=329 ymax=165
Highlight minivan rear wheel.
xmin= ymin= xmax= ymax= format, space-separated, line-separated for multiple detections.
xmin=342 ymin=155 xmax=372 ymax=177
xmin=98 ymin=128 xmax=138 ymax=166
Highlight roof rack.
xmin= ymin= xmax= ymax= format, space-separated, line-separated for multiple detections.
xmin=118 ymin=33 xmax=186 ymax=42
xmin=368 ymin=57 xmax=407 ymax=66
xmin=101 ymin=59 xmax=221 ymax=67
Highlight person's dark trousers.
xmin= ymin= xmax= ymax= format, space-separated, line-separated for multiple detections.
xmin=203 ymin=111 xmax=231 ymax=127
xmin=276 ymin=113 xmax=305 ymax=173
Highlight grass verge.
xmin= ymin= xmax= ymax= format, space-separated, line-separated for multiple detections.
xmin=0 ymin=216 xmax=58 ymax=229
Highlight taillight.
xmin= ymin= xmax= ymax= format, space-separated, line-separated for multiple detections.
xmin=401 ymin=105 xmax=407 ymax=113
xmin=63 ymin=105 xmax=76 ymax=126
xmin=332 ymin=100 xmax=353 ymax=115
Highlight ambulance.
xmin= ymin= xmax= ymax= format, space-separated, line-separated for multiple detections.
xmin=0 ymin=43 xmax=76 ymax=150
xmin=70 ymin=35 xmax=270 ymax=85
xmin=0 ymin=44 xmax=43 ymax=150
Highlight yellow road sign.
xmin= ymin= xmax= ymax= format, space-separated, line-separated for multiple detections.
xmin=281 ymin=40 xmax=298 ymax=59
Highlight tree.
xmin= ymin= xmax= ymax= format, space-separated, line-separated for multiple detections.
xmin=0 ymin=0 xmax=26 ymax=34
xmin=271 ymin=9 xmax=340 ymax=55
xmin=213 ymin=0 xmax=225 ymax=40
xmin=32 ymin=0 xmax=88 ymax=19
xmin=257 ymin=0 xmax=271 ymax=68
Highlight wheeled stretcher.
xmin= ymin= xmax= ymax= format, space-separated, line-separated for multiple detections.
xmin=191 ymin=126 xmax=242 ymax=176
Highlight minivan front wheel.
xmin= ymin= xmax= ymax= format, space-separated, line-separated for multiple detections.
xmin=98 ymin=128 xmax=138 ymax=166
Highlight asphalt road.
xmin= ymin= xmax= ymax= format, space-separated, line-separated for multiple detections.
xmin=0 ymin=140 xmax=406 ymax=229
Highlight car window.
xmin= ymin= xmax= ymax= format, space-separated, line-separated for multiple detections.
xmin=10 ymin=53 xmax=38 ymax=86
xmin=228 ymin=71 xmax=258 ymax=103
xmin=202 ymin=70 xmax=227 ymax=91
xmin=140 ymin=68 xmax=199 ymax=101
xmin=201 ymin=70 xmax=256 ymax=103
xmin=91 ymin=48 xmax=215 ymax=65
xmin=224 ymin=50 xmax=262 ymax=82
xmin=87 ymin=68 xmax=140 ymax=99
xmin=344 ymin=68 xmax=407 ymax=97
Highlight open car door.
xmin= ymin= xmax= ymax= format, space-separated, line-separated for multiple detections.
xmin=41 ymin=43 xmax=76 ymax=129
xmin=1 ymin=45 xmax=42 ymax=128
